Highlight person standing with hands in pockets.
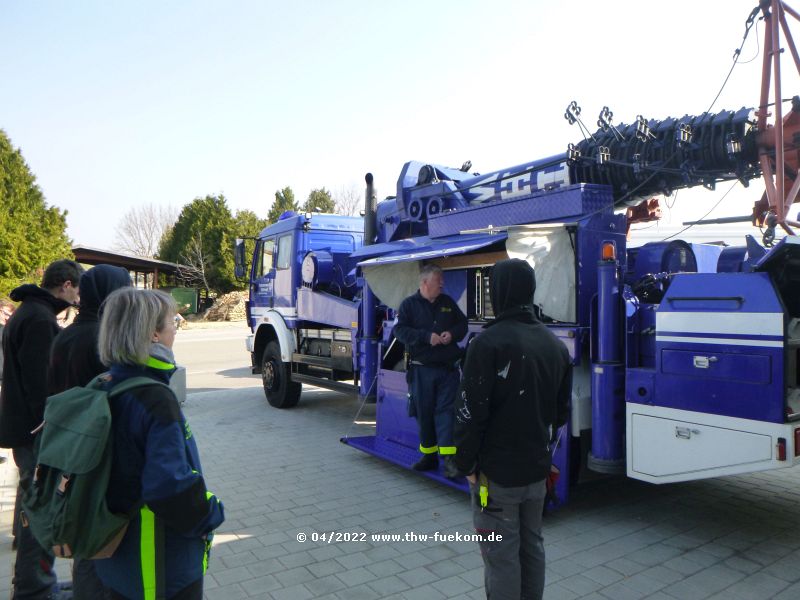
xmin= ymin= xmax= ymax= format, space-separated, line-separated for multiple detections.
xmin=394 ymin=264 xmax=467 ymax=479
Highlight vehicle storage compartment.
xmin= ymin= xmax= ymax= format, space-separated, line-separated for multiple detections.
xmin=629 ymin=412 xmax=773 ymax=480
xmin=652 ymin=272 xmax=785 ymax=423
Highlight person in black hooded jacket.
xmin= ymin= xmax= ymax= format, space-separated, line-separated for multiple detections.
xmin=49 ymin=264 xmax=131 ymax=394
xmin=454 ymin=258 xmax=572 ymax=600
xmin=48 ymin=264 xmax=131 ymax=599
xmin=0 ymin=258 xmax=83 ymax=600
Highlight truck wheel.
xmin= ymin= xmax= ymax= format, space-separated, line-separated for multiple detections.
xmin=262 ymin=341 xmax=301 ymax=408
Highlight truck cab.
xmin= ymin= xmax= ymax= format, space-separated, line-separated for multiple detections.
xmin=238 ymin=211 xmax=364 ymax=407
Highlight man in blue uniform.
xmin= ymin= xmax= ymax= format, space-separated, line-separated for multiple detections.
xmin=394 ymin=264 xmax=467 ymax=478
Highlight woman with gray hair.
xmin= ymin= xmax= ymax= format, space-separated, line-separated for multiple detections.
xmin=93 ymin=288 xmax=225 ymax=600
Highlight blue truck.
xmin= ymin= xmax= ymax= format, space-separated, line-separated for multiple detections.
xmin=236 ymin=106 xmax=800 ymax=506
xmin=236 ymin=22 xmax=800 ymax=502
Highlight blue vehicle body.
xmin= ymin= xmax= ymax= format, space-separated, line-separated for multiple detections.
xmin=241 ymin=107 xmax=800 ymax=505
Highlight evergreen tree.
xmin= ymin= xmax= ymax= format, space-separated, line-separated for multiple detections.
xmin=232 ymin=209 xmax=269 ymax=279
xmin=267 ymin=186 xmax=299 ymax=223
xmin=0 ymin=130 xmax=72 ymax=298
xmin=158 ymin=194 xmax=238 ymax=293
xmin=302 ymin=187 xmax=335 ymax=213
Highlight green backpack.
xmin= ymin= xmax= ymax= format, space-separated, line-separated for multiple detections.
xmin=22 ymin=375 xmax=173 ymax=560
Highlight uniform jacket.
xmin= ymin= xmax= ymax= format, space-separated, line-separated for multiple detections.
xmin=394 ymin=291 xmax=468 ymax=366
xmin=49 ymin=265 xmax=131 ymax=393
xmin=0 ymin=284 xmax=71 ymax=448
xmin=454 ymin=259 xmax=572 ymax=486
xmin=94 ymin=350 xmax=225 ymax=599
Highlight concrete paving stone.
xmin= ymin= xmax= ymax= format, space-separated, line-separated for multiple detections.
xmin=606 ymin=557 xmax=649 ymax=577
xmin=220 ymin=550 xmax=260 ymax=569
xmin=397 ymin=565 xmax=440 ymax=587
xmin=333 ymin=582 xmax=383 ymax=600
xmin=238 ymin=574 xmax=283 ymax=596
xmin=662 ymin=549 xmax=720 ymax=576
xmin=365 ymin=558 xmax=406 ymax=578
xmin=204 ymin=573 xmax=220 ymax=590
xmin=453 ymin=550 xmax=482 ymax=570
xmin=637 ymin=565 xmax=684 ymax=585
xmin=335 ymin=566 xmax=376 ymax=587
xmin=276 ymin=549 xmax=316 ymax=569
xmin=245 ymin=557 xmax=288 ymax=577
xmin=426 ymin=558 xmax=468 ymax=579
xmin=661 ymin=563 xmax=746 ymax=600
xmin=542 ymin=582 xmax=581 ymax=600
xmin=773 ymin=580 xmax=800 ymax=599
xmin=723 ymin=571 xmax=791 ymax=600
xmin=307 ymin=558 xmax=345 ymax=578
xmin=212 ymin=565 xmax=256 ymax=586
xmin=430 ymin=573 xmax=477 ymax=597
xmin=763 ymin=550 xmax=800 ymax=583
xmin=273 ymin=564 xmax=316 ymax=587
xmin=419 ymin=543 xmax=459 ymax=562
xmin=204 ymin=583 xmax=250 ymax=600
xmin=366 ymin=574 xmax=412 ymax=596
xmin=224 ymin=536 xmax=265 ymax=553
xmin=334 ymin=550 xmax=373 ymax=570
xmin=549 ymin=557 xmax=589 ymax=578
xmin=308 ymin=543 xmax=344 ymax=562
xmin=365 ymin=542 xmax=403 ymax=561
xmin=268 ymin=583 xmax=314 ymax=600
xmin=250 ymin=544 xmax=294 ymax=562
xmin=557 ymin=573 xmax=604 ymax=595
xmin=302 ymin=573 xmax=348 ymax=596
xmin=394 ymin=551 xmax=432 ymax=570
xmin=628 ymin=543 xmax=684 ymax=567
xmin=579 ymin=565 xmax=624 ymax=587
xmin=722 ymin=554 xmax=763 ymax=575
xmin=597 ymin=581 xmax=650 ymax=600
xmin=400 ymin=585 xmax=448 ymax=600
xmin=456 ymin=567 xmax=484 ymax=588
xmin=694 ymin=541 xmax=736 ymax=560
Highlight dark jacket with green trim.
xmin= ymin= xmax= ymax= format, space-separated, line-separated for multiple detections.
xmin=454 ymin=259 xmax=572 ymax=486
xmin=94 ymin=360 xmax=225 ymax=598
xmin=0 ymin=284 xmax=71 ymax=448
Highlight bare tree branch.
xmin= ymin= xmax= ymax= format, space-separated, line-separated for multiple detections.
xmin=333 ymin=184 xmax=364 ymax=216
xmin=176 ymin=232 xmax=211 ymax=291
xmin=114 ymin=204 xmax=179 ymax=257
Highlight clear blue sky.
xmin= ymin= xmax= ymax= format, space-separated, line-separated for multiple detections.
xmin=1 ymin=0 xmax=792 ymax=249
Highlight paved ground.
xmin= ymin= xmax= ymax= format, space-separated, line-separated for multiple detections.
xmin=2 ymin=324 xmax=800 ymax=598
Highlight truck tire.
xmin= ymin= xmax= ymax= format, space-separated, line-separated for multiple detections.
xmin=261 ymin=341 xmax=302 ymax=408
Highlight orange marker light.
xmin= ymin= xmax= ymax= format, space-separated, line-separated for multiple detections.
xmin=601 ymin=242 xmax=616 ymax=261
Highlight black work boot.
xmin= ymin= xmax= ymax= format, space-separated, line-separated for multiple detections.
xmin=442 ymin=456 xmax=460 ymax=479
xmin=412 ymin=453 xmax=438 ymax=471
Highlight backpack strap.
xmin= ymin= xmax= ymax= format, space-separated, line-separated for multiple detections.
xmin=98 ymin=375 xmax=175 ymax=400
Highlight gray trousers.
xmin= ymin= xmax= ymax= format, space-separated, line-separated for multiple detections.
xmin=471 ymin=477 xmax=547 ymax=600
xmin=12 ymin=445 xmax=57 ymax=600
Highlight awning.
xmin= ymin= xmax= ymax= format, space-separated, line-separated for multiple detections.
xmin=356 ymin=232 xmax=507 ymax=267
xmin=356 ymin=232 xmax=506 ymax=310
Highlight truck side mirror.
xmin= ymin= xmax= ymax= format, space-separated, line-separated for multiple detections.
xmin=234 ymin=238 xmax=246 ymax=278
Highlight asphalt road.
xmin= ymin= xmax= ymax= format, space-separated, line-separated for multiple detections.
xmin=174 ymin=322 xmax=261 ymax=393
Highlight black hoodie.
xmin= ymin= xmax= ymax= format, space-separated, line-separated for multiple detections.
xmin=454 ymin=259 xmax=572 ymax=485
xmin=49 ymin=264 xmax=131 ymax=394
xmin=0 ymin=284 xmax=72 ymax=447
